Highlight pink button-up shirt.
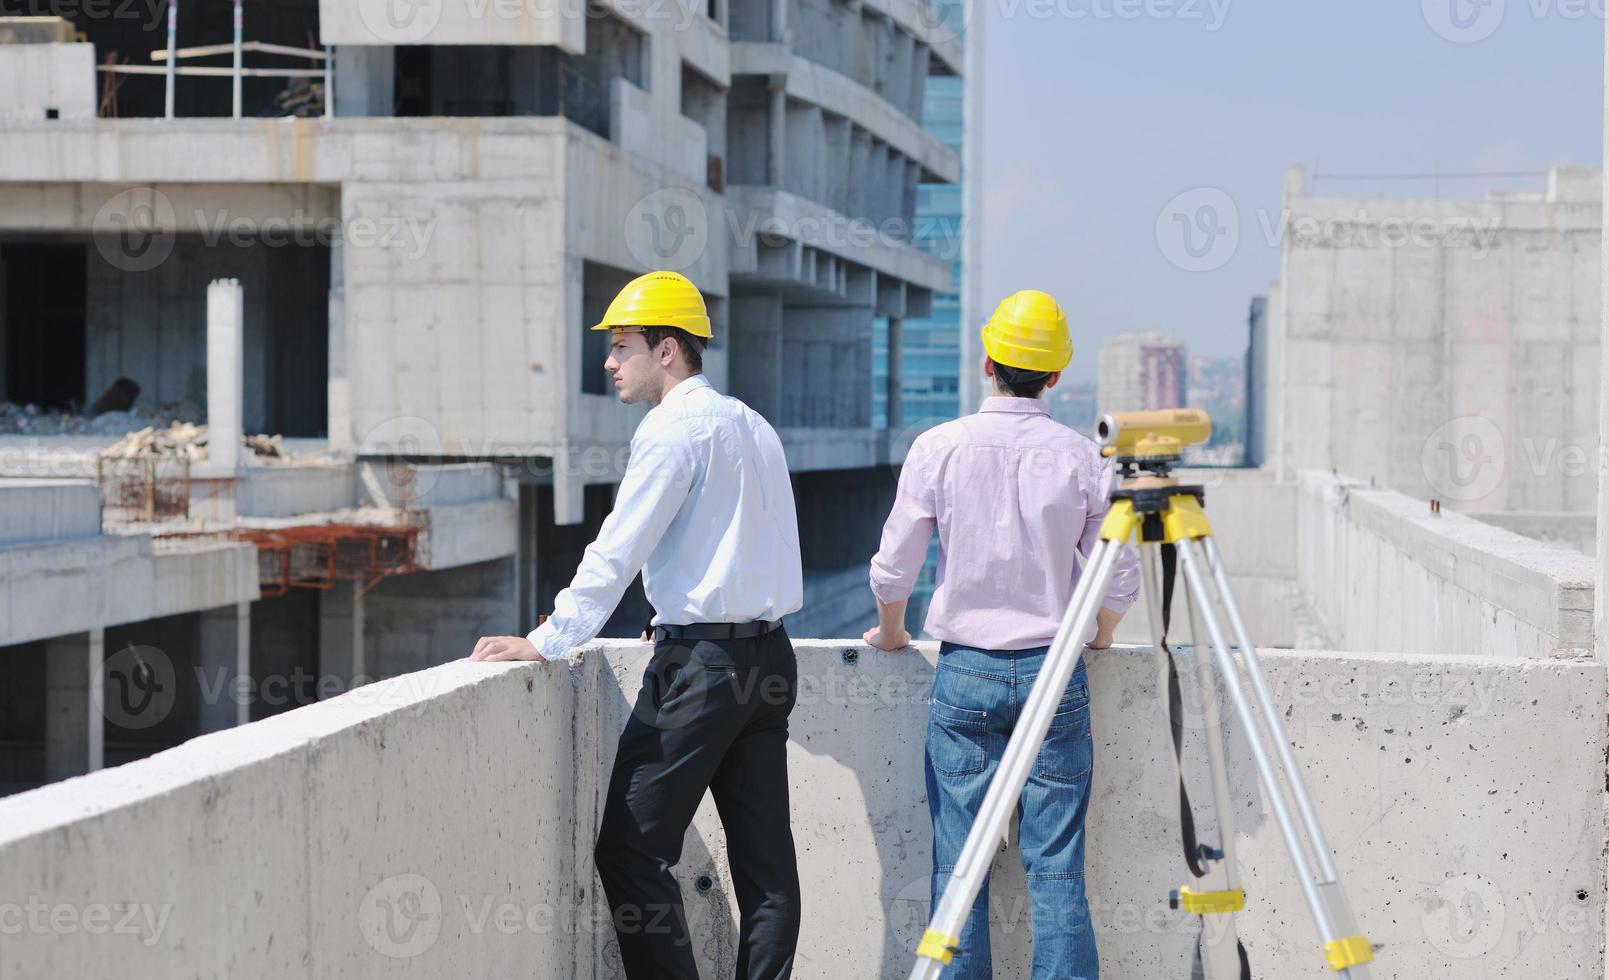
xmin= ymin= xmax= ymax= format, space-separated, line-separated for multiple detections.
xmin=869 ymin=396 xmax=1142 ymax=650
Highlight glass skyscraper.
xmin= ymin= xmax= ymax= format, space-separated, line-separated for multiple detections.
xmin=872 ymin=0 xmax=968 ymax=631
xmin=872 ymin=51 xmax=965 ymax=431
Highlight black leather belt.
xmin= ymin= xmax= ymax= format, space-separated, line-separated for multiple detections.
xmin=653 ymin=619 xmax=783 ymax=642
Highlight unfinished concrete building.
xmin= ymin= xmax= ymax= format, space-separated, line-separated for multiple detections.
xmin=12 ymin=11 xmax=1609 ymax=980
xmin=0 ymin=0 xmax=961 ymax=795
xmin=1266 ymin=164 xmax=1602 ymax=515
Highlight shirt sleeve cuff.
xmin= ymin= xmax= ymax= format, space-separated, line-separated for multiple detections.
xmin=1101 ymin=592 xmax=1139 ymax=614
xmin=869 ymin=571 xmax=914 ymax=605
xmin=526 ymin=624 xmax=567 ymax=662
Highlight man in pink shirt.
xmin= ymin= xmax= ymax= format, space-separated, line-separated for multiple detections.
xmin=864 ymin=289 xmax=1140 ymax=979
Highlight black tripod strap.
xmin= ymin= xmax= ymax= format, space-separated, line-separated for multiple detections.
xmin=1164 ymin=541 xmax=1254 ymax=980
xmin=1191 ymin=933 xmax=1253 ymax=980
xmin=1160 ymin=543 xmax=1207 ymax=880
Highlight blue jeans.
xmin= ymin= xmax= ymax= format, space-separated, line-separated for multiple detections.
xmin=926 ymin=642 xmax=1098 ymax=980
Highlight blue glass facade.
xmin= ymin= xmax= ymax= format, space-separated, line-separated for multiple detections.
xmin=872 ymin=70 xmax=965 ymax=431
xmin=872 ymin=15 xmax=966 ymax=633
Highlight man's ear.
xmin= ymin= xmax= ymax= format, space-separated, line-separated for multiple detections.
xmin=982 ymin=356 xmax=996 ymax=379
xmin=1045 ymin=371 xmax=1062 ymax=390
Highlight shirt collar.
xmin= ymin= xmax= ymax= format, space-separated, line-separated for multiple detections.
xmin=978 ymin=396 xmax=1050 ymax=417
xmin=660 ymin=374 xmax=712 ymax=408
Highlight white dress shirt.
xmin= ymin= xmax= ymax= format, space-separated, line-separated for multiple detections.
xmin=527 ymin=375 xmax=804 ymax=660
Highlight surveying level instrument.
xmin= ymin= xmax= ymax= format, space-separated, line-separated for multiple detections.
xmin=909 ymin=408 xmax=1374 ymax=980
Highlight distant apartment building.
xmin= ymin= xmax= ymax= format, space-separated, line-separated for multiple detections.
xmin=1245 ymin=295 xmax=1268 ymax=467
xmin=0 ymin=0 xmax=961 ymax=793
xmin=1096 ymin=330 xmax=1188 ymax=417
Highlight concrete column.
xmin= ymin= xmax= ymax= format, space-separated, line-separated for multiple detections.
xmin=332 ymin=44 xmax=394 ymax=117
xmin=958 ymin=0 xmax=985 ymax=415
xmin=728 ymin=292 xmax=784 ymax=421
xmin=319 ymin=581 xmax=368 ymax=691
xmin=207 ymin=279 xmax=244 ymax=473
xmin=770 ymin=0 xmax=787 ymax=42
xmin=328 ymin=238 xmax=353 ymax=453
xmin=1596 ymin=21 xmax=1609 ymax=662
xmin=767 ymin=84 xmax=786 ymax=189
xmin=518 ymin=485 xmax=541 ymax=636
xmin=0 ymin=250 xmax=8 ymax=402
xmin=198 ymin=601 xmax=250 ymax=732
xmin=886 ymin=316 xmax=903 ymax=431
xmin=44 ymin=629 xmax=104 ymax=781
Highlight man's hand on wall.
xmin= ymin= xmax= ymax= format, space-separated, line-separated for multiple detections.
xmin=862 ymin=625 xmax=912 ymax=651
xmin=1086 ymin=606 xmax=1124 ymax=650
xmin=470 ymin=636 xmax=544 ymax=661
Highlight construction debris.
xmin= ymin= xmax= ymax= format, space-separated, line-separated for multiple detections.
xmin=98 ymin=423 xmax=293 ymax=464
xmin=0 ymin=399 xmax=201 ymax=436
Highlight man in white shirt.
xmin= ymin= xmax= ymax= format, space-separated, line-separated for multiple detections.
xmin=470 ymin=271 xmax=805 ymax=980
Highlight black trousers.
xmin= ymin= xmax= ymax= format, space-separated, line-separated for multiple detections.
xmin=594 ymin=624 xmax=802 ymax=980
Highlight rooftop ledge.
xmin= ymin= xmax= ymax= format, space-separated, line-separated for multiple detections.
xmin=0 ymin=638 xmax=1601 ymax=978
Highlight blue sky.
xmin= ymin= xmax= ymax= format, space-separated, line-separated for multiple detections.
xmin=976 ymin=0 xmax=1605 ymax=382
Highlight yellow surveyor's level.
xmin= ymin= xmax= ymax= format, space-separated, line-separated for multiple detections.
xmin=1097 ymin=408 xmax=1212 ymax=459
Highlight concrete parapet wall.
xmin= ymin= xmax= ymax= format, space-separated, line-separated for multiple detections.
xmin=1112 ymin=468 xmax=1302 ymax=649
xmin=1473 ymin=510 xmax=1595 ymax=557
xmin=2 ymin=640 xmax=1600 ymax=979
xmin=1297 ymin=471 xmax=1594 ymax=658
xmin=0 ymin=478 xmax=101 ymax=545
xmin=236 ymin=465 xmax=358 ymax=518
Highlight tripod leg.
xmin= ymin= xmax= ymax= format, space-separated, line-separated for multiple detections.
xmin=907 ymin=537 xmax=1129 ymax=980
xmin=1196 ymin=537 xmax=1373 ymax=978
xmin=1174 ymin=536 xmax=1372 ymax=979
xmin=1178 ymin=562 xmax=1247 ymax=980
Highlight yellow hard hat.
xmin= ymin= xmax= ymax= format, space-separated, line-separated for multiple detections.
xmin=981 ymin=289 xmax=1072 ymax=373
xmin=591 ymin=270 xmax=712 ymax=339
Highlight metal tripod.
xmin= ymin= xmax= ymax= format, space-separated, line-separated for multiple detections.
xmin=908 ymin=469 xmax=1373 ymax=980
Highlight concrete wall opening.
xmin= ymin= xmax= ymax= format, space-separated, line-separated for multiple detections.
xmin=50 ymin=0 xmax=324 ymax=118
xmin=393 ymin=45 xmax=568 ymax=117
xmin=0 ymin=243 xmax=87 ymax=412
xmin=729 ymin=0 xmax=774 ymax=42
xmin=681 ymin=62 xmax=728 ymax=191
xmin=726 ymin=76 xmax=771 ymax=186
xmin=0 ymin=639 xmax=49 ymax=797
xmin=580 ymin=261 xmax=639 ymax=396
xmin=790 ymin=465 xmax=895 ymax=636
xmin=0 ymin=235 xmax=329 ymax=437
xmin=525 ymin=482 xmax=651 ymax=637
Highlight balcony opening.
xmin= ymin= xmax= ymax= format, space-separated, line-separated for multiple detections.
xmin=0 ymin=639 xmax=47 ymax=798
xmin=726 ymin=76 xmax=771 ymax=186
xmin=0 ymin=234 xmax=328 ymax=439
xmin=533 ymin=482 xmax=652 ymax=636
xmin=681 ymin=63 xmax=727 ymax=192
xmin=729 ymin=0 xmax=773 ymax=41
xmin=1 ymin=243 xmax=87 ymax=414
xmin=579 ymin=262 xmax=641 ymax=396
xmin=53 ymin=0 xmax=325 ymax=118
xmin=393 ymin=45 xmax=567 ymax=117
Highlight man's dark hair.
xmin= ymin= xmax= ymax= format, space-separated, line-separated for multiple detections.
xmin=641 ymin=325 xmax=705 ymax=372
xmin=992 ymin=360 xmax=1052 ymax=398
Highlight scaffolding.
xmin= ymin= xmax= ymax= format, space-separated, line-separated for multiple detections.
xmin=95 ymin=0 xmax=332 ymax=119
xmin=233 ymin=519 xmax=425 ymax=598
xmin=96 ymin=455 xmax=192 ymax=524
